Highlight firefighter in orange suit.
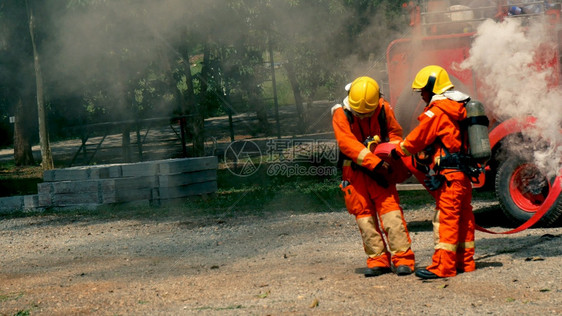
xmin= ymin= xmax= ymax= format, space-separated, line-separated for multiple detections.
xmin=394 ymin=65 xmax=475 ymax=279
xmin=332 ymin=76 xmax=415 ymax=277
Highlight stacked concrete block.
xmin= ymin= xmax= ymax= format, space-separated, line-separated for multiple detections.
xmin=0 ymin=195 xmax=41 ymax=214
xmin=0 ymin=157 xmax=217 ymax=214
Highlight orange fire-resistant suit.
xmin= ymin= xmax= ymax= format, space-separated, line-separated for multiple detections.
xmin=332 ymin=98 xmax=415 ymax=270
xmin=397 ymin=93 xmax=475 ymax=277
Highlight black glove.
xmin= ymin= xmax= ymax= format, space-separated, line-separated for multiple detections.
xmin=365 ymin=161 xmax=391 ymax=188
xmin=390 ymin=148 xmax=400 ymax=160
xmin=424 ymin=174 xmax=446 ymax=191
xmin=375 ymin=160 xmax=393 ymax=175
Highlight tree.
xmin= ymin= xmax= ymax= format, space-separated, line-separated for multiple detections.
xmin=0 ymin=0 xmax=412 ymax=167
xmin=26 ymin=0 xmax=54 ymax=170
xmin=269 ymin=0 xmax=408 ymax=133
xmin=0 ymin=0 xmax=37 ymax=166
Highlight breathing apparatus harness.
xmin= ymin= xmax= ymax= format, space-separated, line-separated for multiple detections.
xmin=423 ymin=139 xmax=484 ymax=191
xmin=337 ymin=104 xmax=391 ymax=188
xmin=418 ymin=97 xmax=490 ymax=191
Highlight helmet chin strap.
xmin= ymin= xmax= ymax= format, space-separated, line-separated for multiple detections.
xmin=426 ymin=75 xmax=436 ymax=93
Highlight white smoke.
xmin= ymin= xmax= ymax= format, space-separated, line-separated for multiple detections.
xmin=459 ymin=17 xmax=561 ymax=179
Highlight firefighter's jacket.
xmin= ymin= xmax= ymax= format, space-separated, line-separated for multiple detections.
xmin=398 ymin=91 xmax=469 ymax=181
xmin=332 ymin=98 xmax=403 ymax=171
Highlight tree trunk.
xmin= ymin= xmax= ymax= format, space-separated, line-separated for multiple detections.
xmin=26 ymin=0 xmax=53 ymax=170
xmin=283 ymin=61 xmax=306 ymax=134
xmin=13 ymin=96 xmax=35 ymax=166
xmin=183 ymin=45 xmax=205 ymax=157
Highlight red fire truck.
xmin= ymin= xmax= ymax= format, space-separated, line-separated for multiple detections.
xmin=386 ymin=0 xmax=562 ymax=226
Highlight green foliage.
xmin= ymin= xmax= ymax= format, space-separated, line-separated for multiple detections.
xmin=0 ymin=0 xmax=412 ymax=146
xmin=262 ymin=69 xmax=295 ymax=106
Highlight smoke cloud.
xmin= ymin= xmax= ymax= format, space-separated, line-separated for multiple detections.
xmin=459 ymin=17 xmax=562 ymax=178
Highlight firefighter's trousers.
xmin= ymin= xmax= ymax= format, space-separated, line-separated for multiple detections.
xmin=340 ymin=167 xmax=415 ymax=269
xmin=427 ymin=175 xmax=475 ymax=277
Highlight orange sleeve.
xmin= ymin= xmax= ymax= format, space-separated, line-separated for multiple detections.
xmin=332 ymin=108 xmax=382 ymax=170
xmin=400 ymin=107 xmax=443 ymax=155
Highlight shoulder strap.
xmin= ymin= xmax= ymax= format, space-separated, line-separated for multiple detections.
xmin=378 ymin=104 xmax=389 ymax=142
xmin=344 ymin=105 xmax=389 ymax=142
xmin=343 ymin=108 xmax=354 ymax=124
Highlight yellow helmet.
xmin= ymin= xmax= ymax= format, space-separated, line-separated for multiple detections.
xmin=412 ymin=65 xmax=454 ymax=94
xmin=347 ymin=76 xmax=380 ymax=114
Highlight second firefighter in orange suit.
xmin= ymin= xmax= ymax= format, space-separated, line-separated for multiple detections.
xmin=332 ymin=76 xmax=415 ymax=277
xmin=395 ymin=65 xmax=476 ymax=279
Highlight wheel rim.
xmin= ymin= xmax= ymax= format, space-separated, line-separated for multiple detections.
xmin=509 ymin=163 xmax=551 ymax=213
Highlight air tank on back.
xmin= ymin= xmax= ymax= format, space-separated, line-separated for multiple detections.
xmin=465 ymin=100 xmax=491 ymax=163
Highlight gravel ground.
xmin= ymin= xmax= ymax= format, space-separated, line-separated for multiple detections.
xmin=0 ymin=199 xmax=561 ymax=315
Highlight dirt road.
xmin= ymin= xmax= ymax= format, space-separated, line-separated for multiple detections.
xmin=1 ymin=198 xmax=561 ymax=315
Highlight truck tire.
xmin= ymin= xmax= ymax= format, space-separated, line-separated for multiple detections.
xmin=495 ymin=156 xmax=562 ymax=227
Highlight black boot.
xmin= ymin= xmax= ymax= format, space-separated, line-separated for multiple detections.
xmin=364 ymin=267 xmax=391 ymax=277
xmin=395 ymin=265 xmax=413 ymax=276
xmin=415 ymin=268 xmax=441 ymax=279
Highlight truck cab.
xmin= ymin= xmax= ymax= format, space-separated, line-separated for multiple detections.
xmin=386 ymin=0 xmax=562 ymax=226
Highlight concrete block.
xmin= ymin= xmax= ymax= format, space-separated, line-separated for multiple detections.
xmin=51 ymin=192 xmax=100 ymax=206
xmin=23 ymin=195 xmax=40 ymax=209
xmin=116 ymin=176 xmax=158 ymax=190
xmin=37 ymin=182 xmax=51 ymax=195
xmin=120 ymin=162 xmax=159 ymax=178
xmin=37 ymin=183 xmax=52 ymax=207
xmin=50 ymin=180 xmax=99 ymax=194
xmin=43 ymin=168 xmax=90 ymax=182
xmin=34 ymin=157 xmax=219 ymax=209
xmin=43 ymin=165 xmax=118 ymax=182
xmin=108 ymin=165 xmax=123 ymax=178
xmin=102 ymin=187 xmax=152 ymax=204
xmin=87 ymin=166 xmax=110 ymax=179
xmin=158 ymin=157 xmax=218 ymax=175
xmin=100 ymin=176 xmax=157 ymax=193
xmin=0 ymin=196 xmax=24 ymax=213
